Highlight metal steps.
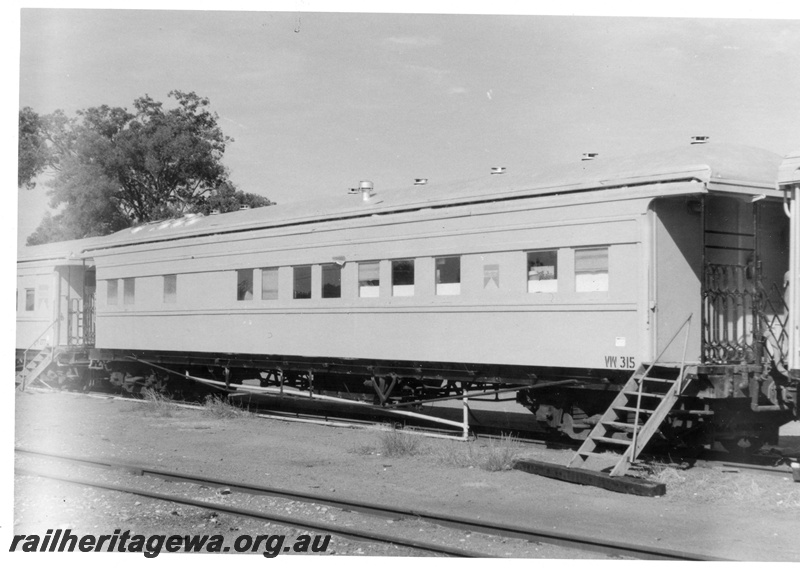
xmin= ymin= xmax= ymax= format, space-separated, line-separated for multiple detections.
xmin=16 ymin=347 xmax=55 ymax=391
xmin=567 ymin=362 xmax=693 ymax=477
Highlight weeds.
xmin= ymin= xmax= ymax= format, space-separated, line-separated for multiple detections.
xmin=479 ymin=434 xmax=520 ymax=471
xmin=379 ymin=428 xmax=425 ymax=457
xmin=137 ymin=388 xmax=179 ymax=417
xmin=645 ymin=461 xmax=800 ymax=510
xmin=358 ymin=430 xmax=522 ymax=470
xmin=202 ymin=395 xmax=253 ymax=420
xmin=429 ymin=434 xmax=521 ymax=471
xmin=433 ymin=440 xmax=476 ymax=468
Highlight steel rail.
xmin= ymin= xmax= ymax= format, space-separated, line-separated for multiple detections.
xmin=717 ymin=461 xmax=799 ymax=476
xmin=15 ymin=448 xmax=722 ymax=560
xmin=14 ymin=466 xmax=486 ymax=558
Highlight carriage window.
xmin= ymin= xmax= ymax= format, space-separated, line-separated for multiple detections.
xmin=261 ymin=267 xmax=279 ymax=300
xmin=163 ymin=274 xmax=177 ymax=303
xmin=25 ymin=288 xmax=35 ymax=311
xmin=123 ymin=278 xmax=136 ymax=305
xmin=237 ymin=269 xmax=253 ymax=301
xmin=107 ymin=280 xmax=118 ymax=305
xmin=38 ymin=284 xmax=49 ymax=311
xmin=575 ymin=247 xmax=609 ymax=292
xmin=527 ymin=251 xmax=557 ymax=293
xmin=293 ymin=266 xmax=311 ymax=299
xmin=436 ymin=256 xmax=461 ymax=295
xmin=321 ymin=264 xmax=342 ymax=298
xmin=392 ymin=259 xmax=415 ymax=296
xmin=359 ymin=262 xmax=380 ymax=298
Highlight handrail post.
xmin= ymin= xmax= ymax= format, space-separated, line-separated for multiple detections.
xmin=21 ymin=315 xmax=62 ymax=365
xmin=676 ymin=315 xmax=693 ymax=394
xmin=630 ymin=313 xmax=693 ymax=461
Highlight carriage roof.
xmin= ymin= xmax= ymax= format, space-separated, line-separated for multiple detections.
xmin=21 ymin=143 xmax=785 ymax=256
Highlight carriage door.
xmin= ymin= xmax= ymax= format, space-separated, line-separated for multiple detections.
xmin=652 ymin=197 xmax=703 ymax=364
xmin=701 ymin=196 xmax=789 ymax=367
xmin=60 ymin=263 xmax=97 ymax=347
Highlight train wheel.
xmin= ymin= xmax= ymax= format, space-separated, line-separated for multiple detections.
xmin=720 ymin=436 xmax=765 ymax=457
xmin=559 ymin=412 xmax=596 ymax=440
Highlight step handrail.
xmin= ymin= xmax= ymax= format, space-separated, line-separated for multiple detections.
xmin=19 ymin=315 xmax=61 ymax=374
xmin=630 ymin=314 xmax=693 ymax=458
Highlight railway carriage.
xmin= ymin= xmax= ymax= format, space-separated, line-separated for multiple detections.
xmin=16 ymin=237 xmax=102 ymax=379
xmin=16 ymin=142 xmax=800 ymax=453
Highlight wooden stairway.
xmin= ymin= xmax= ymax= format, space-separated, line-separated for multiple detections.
xmin=567 ymin=363 xmax=693 ymax=477
xmin=16 ymin=347 xmax=55 ymax=391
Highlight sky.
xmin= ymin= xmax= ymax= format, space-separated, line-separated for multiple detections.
xmin=11 ymin=4 xmax=800 ymax=243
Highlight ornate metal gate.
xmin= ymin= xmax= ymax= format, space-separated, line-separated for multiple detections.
xmin=702 ymin=263 xmax=790 ymax=370
xmin=67 ymin=294 xmax=95 ymax=346
xmin=702 ymin=263 xmax=760 ymax=364
xmin=759 ymin=280 xmax=789 ymax=372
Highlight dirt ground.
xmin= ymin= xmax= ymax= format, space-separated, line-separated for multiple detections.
xmin=8 ymin=389 xmax=800 ymax=560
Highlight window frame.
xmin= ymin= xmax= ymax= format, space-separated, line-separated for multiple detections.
xmin=261 ymin=267 xmax=279 ymax=301
xmin=391 ymin=259 xmax=415 ymax=297
xmin=526 ymin=250 xmax=558 ymax=293
xmin=293 ymin=265 xmax=312 ymax=300
xmin=123 ymin=278 xmax=136 ymax=305
xmin=575 ymin=246 xmax=609 ymax=293
xmin=107 ymin=280 xmax=118 ymax=306
xmin=237 ymin=269 xmax=254 ymax=301
xmin=358 ymin=261 xmax=380 ymax=298
xmin=435 ymin=256 xmax=461 ymax=296
xmin=321 ymin=263 xmax=342 ymax=299
xmin=163 ymin=274 xmax=177 ymax=304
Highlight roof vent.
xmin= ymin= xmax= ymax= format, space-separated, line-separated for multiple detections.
xmin=490 ymin=167 xmax=506 ymax=175
xmin=691 ymin=135 xmax=709 ymax=145
xmin=414 ymin=178 xmax=428 ymax=186
xmin=239 ymin=204 xmax=251 ymax=210
xmin=349 ymin=180 xmax=375 ymax=201
xmin=582 ymin=153 xmax=598 ymax=161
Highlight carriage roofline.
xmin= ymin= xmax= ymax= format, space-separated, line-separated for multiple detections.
xmin=18 ymin=143 xmax=784 ymax=260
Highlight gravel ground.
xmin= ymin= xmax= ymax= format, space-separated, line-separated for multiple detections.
xmin=10 ymin=389 xmax=800 ymax=560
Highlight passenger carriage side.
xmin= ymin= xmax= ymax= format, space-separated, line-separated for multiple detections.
xmin=16 ymin=142 xmax=799 ymax=453
xmin=89 ymin=189 xmax=649 ymax=372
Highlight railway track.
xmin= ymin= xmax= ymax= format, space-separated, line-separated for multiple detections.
xmin=15 ymin=447 xmax=722 ymax=560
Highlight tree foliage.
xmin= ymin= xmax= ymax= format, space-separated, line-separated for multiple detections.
xmin=194 ymin=182 xmax=274 ymax=216
xmin=18 ymin=107 xmax=49 ymax=189
xmin=20 ymin=91 xmax=273 ymax=245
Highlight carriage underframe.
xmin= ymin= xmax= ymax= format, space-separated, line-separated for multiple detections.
xmin=24 ymin=343 xmax=795 ymax=454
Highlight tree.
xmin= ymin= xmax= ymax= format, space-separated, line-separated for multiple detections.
xmin=18 ymin=107 xmax=49 ymax=189
xmin=19 ymin=91 xmax=274 ymax=244
xmin=194 ymin=181 xmax=274 ymax=216
xmin=25 ymin=162 xmax=130 ymax=245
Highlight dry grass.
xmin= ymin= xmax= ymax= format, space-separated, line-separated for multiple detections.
xmin=378 ymin=428 xmax=425 ymax=457
xmin=479 ymin=434 xmax=521 ymax=471
xmin=202 ymin=395 xmax=254 ymax=420
xmin=353 ymin=430 xmax=522 ymax=470
xmin=143 ymin=388 xmax=179 ymax=417
xmin=433 ymin=434 xmax=521 ymax=471
xmin=647 ymin=462 xmax=800 ymax=510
